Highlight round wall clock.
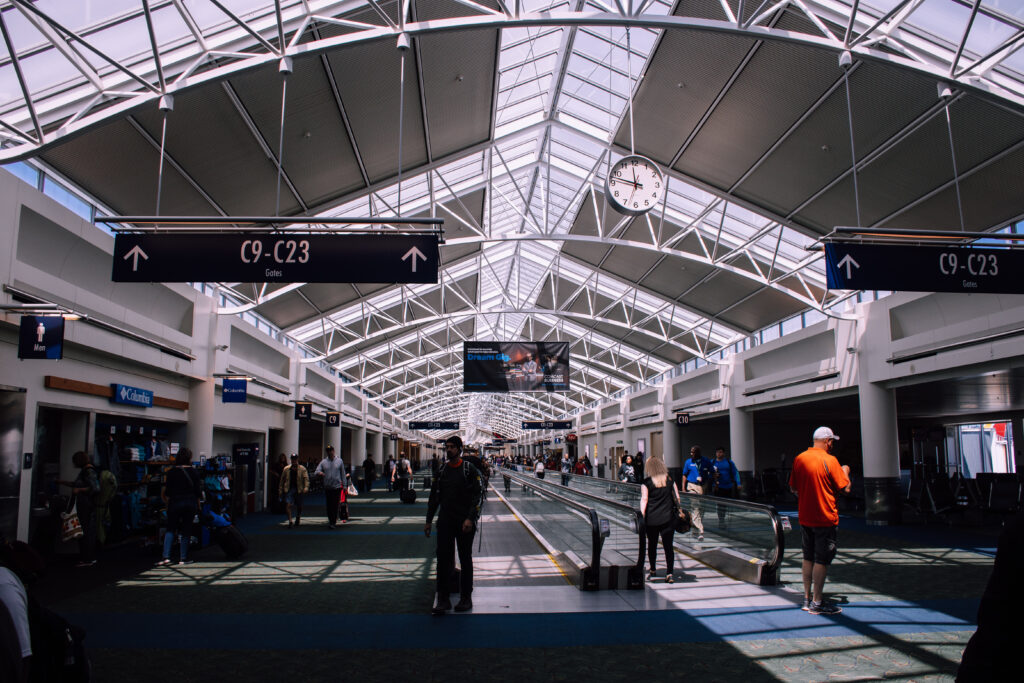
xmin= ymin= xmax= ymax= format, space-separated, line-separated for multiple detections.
xmin=604 ymin=154 xmax=663 ymax=216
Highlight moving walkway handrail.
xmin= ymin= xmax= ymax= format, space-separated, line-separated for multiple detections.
xmin=502 ymin=467 xmax=645 ymax=582
xmin=500 ymin=468 xmax=604 ymax=587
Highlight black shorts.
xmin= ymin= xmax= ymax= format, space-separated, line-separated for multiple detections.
xmin=801 ymin=525 xmax=838 ymax=565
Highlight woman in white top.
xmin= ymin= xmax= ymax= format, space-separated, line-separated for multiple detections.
xmin=534 ymin=459 xmax=545 ymax=479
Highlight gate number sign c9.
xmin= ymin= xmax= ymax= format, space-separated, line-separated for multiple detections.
xmin=113 ymin=233 xmax=439 ymax=284
xmin=240 ymin=239 xmax=310 ymax=265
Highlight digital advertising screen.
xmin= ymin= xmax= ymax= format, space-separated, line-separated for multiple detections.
xmin=463 ymin=341 xmax=570 ymax=393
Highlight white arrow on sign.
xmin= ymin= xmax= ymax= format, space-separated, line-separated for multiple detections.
xmin=837 ymin=254 xmax=860 ymax=279
xmin=402 ymin=246 xmax=426 ymax=273
xmin=123 ymin=245 xmax=149 ymax=271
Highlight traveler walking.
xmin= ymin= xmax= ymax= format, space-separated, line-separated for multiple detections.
xmin=560 ymin=453 xmax=572 ymax=486
xmin=617 ymin=454 xmax=636 ymax=484
xmin=712 ymin=446 xmax=741 ymax=525
xmin=279 ymin=453 xmax=309 ymax=527
xmin=424 ymin=436 xmax=483 ymax=615
xmin=315 ymin=446 xmax=347 ymax=528
xmin=681 ymin=446 xmax=712 ymax=541
xmin=362 ymin=455 xmax=376 ymax=493
xmin=393 ymin=452 xmax=412 ymax=492
xmin=157 ymin=447 xmax=201 ymax=566
xmin=789 ymin=426 xmax=851 ymax=615
xmin=640 ymin=456 xmax=679 ymax=582
xmin=386 ymin=456 xmax=397 ymax=491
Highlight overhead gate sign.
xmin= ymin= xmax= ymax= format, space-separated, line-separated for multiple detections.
xmin=112 ymin=233 xmax=439 ymax=284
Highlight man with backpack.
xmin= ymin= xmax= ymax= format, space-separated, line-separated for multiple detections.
xmin=424 ymin=436 xmax=483 ymax=615
xmin=393 ymin=452 xmax=412 ymax=493
xmin=712 ymin=446 xmax=742 ymax=525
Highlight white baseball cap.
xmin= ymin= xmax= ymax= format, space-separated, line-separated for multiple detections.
xmin=813 ymin=426 xmax=839 ymax=441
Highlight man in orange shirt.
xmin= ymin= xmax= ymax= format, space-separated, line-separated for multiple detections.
xmin=789 ymin=426 xmax=851 ymax=615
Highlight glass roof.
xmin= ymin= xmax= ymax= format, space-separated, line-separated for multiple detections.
xmin=3 ymin=0 xmax=1023 ymax=438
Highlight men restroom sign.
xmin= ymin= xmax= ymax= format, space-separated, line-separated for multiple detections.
xmin=18 ymin=316 xmax=64 ymax=359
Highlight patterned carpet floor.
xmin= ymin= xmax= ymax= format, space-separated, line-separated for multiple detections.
xmin=25 ymin=487 xmax=997 ymax=682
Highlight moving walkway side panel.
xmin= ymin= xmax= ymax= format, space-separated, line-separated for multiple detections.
xmin=494 ymin=472 xmax=603 ymax=591
xmin=501 ymin=468 xmax=646 ymax=590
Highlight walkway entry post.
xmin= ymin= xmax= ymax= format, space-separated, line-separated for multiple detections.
xmin=859 ymin=378 xmax=902 ymax=525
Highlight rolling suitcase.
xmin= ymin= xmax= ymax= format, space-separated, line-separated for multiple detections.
xmin=400 ymin=487 xmax=417 ymax=504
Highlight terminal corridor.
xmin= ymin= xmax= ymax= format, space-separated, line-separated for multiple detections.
xmin=29 ymin=483 xmax=993 ymax=682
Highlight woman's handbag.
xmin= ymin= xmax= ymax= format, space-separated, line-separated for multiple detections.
xmin=671 ymin=482 xmax=692 ymax=533
xmin=673 ymin=508 xmax=692 ymax=534
xmin=61 ymin=497 xmax=84 ymax=542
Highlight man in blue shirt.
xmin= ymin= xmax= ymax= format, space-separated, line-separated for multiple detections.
xmin=712 ymin=447 xmax=741 ymax=526
xmin=680 ymin=446 xmax=712 ymax=541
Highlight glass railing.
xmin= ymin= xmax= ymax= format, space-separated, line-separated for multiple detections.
xmin=507 ymin=467 xmax=785 ymax=585
xmin=497 ymin=468 xmax=605 ymax=590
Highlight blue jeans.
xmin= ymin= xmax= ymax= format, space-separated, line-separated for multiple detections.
xmin=163 ymin=497 xmax=196 ymax=561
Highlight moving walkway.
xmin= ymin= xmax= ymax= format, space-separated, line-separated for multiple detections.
xmin=500 ymin=466 xmax=785 ymax=588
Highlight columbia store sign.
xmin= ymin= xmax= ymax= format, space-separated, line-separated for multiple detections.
xmin=110 ymin=383 xmax=154 ymax=408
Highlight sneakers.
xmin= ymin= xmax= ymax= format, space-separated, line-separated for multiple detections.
xmin=432 ymin=596 xmax=452 ymax=615
xmin=178 ymin=559 xmax=195 ymax=566
xmin=697 ymin=534 xmax=704 ymax=542
xmin=801 ymin=598 xmax=811 ymax=611
xmin=287 ymin=521 xmax=293 ymax=528
xmin=295 ymin=518 xmax=300 ymax=526
xmin=454 ymin=597 xmax=473 ymax=612
xmin=156 ymin=558 xmax=172 ymax=567
xmin=808 ymin=601 xmax=842 ymax=615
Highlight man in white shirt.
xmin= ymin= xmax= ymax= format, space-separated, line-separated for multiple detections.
xmin=314 ymin=446 xmax=347 ymax=528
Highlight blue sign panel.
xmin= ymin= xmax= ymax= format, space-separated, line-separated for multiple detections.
xmin=18 ymin=316 xmax=64 ymax=359
xmin=825 ymin=243 xmax=1024 ymax=294
xmin=222 ymin=378 xmax=247 ymax=403
xmin=521 ymin=420 xmax=573 ymax=430
xmin=326 ymin=412 xmax=340 ymax=427
xmin=111 ymin=383 xmax=154 ymax=407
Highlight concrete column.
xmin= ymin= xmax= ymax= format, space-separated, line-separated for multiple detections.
xmin=328 ymin=422 xmax=342 ymax=467
xmin=280 ymin=408 xmax=300 ymax=457
xmin=187 ymin=379 xmax=215 ymax=461
xmin=350 ymin=425 xmax=366 ymax=472
xmin=371 ymin=431 xmax=384 ymax=466
xmin=729 ymin=405 xmax=755 ymax=498
xmin=662 ymin=417 xmax=680 ymax=469
xmin=859 ymin=379 xmax=902 ymax=525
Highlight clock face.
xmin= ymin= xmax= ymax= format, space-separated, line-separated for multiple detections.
xmin=604 ymin=155 xmax=663 ymax=216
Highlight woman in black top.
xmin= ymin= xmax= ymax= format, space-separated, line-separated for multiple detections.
xmin=640 ymin=456 xmax=680 ymax=583
xmin=157 ymin=447 xmax=201 ymax=566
